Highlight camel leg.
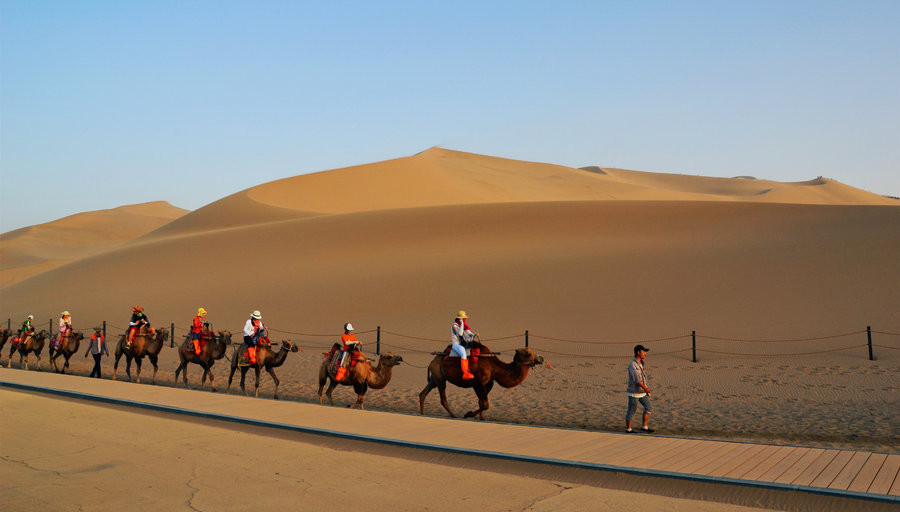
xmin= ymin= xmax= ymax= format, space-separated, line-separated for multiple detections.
xmin=208 ymin=366 xmax=216 ymax=392
xmin=133 ymin=358 xmax=141 ymax=383
xmin=350 ymin=383 xmax=367 ymax=409
xmin=464 ymin=385 xmax=490 ymax=420
xmin=253 ymin=367 xmax=261 ymax=398
xmin=149 ymin=355 xmax=159 ymax=385
xmin=227 ymin=364 xmax=237 ymax=393
xmin=113 ymin=354 xmax=121 ymax=380
xmin=63 ymin=356 xmax=70 ymax=374
xmin=437 ymin=382 xmax=455 ymax=418
xmin=264 ymin=367 xmax=280 ymax=399
xmin=418 ymin=382 xmax=435 ymax=414
xmin=325 ymin=380 xmax=339 ymax=406
xmin=22 ymin=353 xmax=28 ymax=371
xmin=239 ymin=368 xmax=248 ymax=396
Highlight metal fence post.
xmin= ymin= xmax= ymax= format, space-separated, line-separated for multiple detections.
xmin=7 ymin=318 xmax=10 ymax=331
xmin=102 ymin=321 xmax=106 ymax=341
xmin=376 ymin=326 xmax=381 ymax=356
xmin=49 ymin=319 xmax=53 ymax=338
xmin=525 ymin=330 xmax=529 ymax=348
xmin=692 ymin=330 xmax=697 ymax=363
xmin=171 ymin=322 xmax=175 ymax=348
xmin=867 ymin=326 xmax=873 ymax=361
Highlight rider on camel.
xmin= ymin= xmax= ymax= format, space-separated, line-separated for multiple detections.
xmin=126 ymin=306 xmax=154 ymax=349
xmin=191 ymin=307 xmax=207 ymax=355
xmin=242 ymin=310 xmax=266 ymax=365
xmin=16 ymin=315 xmax=35 ymax=345
xmin=335 ymin=322 xmax=360 ymax=381
xmin=56 ymin=311 xmax=72 ymax=348
xmin=451 ymin=310 xmax=476 ymax=380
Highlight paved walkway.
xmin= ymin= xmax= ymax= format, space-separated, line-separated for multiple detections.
xmin=1 ymin=369 xmax=897 ymax=505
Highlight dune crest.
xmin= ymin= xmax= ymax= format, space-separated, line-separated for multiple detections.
xmin=0 ymin=201 xmax=188 ymax=287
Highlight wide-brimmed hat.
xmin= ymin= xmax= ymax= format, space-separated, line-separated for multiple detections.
xmin=197 ymin=307 xmax=207 ymax=316
xmin=251 ymin=310 xmax=262 ymax=319
xmin=456 ymin=310 xmax=468 ymax=319
xmin=133 ymin=306 xmax=143 ymax=313
xmin=61 ymin=311 xmax=70 ymax=317
xmin=344 ymin=322 xmax=354 ymax=331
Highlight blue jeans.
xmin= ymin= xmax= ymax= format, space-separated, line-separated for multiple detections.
xmin=626 ymin=395 xmax=651 ymax=421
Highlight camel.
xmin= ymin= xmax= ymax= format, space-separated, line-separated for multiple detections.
xmin=174 ymin=328 xmax=232 ymax=391
xmin=317 ymin=344 xmax=403 ymax=409
xmin=49 ymin=331 xmax=85 ymax=374
xmin=226 ymin=340 xmax=299 ymax=399
xmin=7 ymin=330 xmax=49 ymax=370
xmin=418 ymin=342 xmax=544 ymax=420
xmin=0 ymin=329 xmax=11 ymax=359
xmin=112 ymin=327 xmax=169 ymax=384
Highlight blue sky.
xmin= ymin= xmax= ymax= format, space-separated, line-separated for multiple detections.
xmin=2 ymin=1 xmax=898 ymax=232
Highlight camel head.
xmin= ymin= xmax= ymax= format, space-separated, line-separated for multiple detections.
xmin=281 ymin=340 xmax=300 ymax=353
xmin=377 ymin=353 xmax=403 ymax=367
xmin=513 ymin=347 xmax=544 ymax=367
xmin=218 ymin=330 xmax=232 ymax=345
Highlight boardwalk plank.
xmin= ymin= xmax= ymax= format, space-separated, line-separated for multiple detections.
xmin=669 ymin=442 xmax=736 ymax=474
xmin=735 ymin=445 xmax=795 ymax=481
xmin=604 ymin=436 xmax=684 ymax=466
xmin=757 ymin=447 xmax=809 ymax=482
xmin=623 ymin=437 xmax=693 ymax=468
xmin=722 ymin=444 xmax=781 ymax=479
xmin=792 ymin=449 xmax=840 ymax=487
xmin=698 ymin=443 xmax=759 ymax=476
xmin=830 ymin=452 xmax=871 ymax=490
xmin=641 ymin=439 xmax=706 ymax=471
xmin=810 ymin=450 xmax=855 ymax=489
xmin=867 ymin=454 xmax=900 ymax=495
xmin=848 ymin=453 xmax=887 ymax=493
xmin=774 ymin=448 xmax=826 ymax=484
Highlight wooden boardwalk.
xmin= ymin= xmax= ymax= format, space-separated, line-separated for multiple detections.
xmin=1 ymin=370 xmax=897 ymax=505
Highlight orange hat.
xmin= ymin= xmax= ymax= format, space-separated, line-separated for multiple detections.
xmin=133 ymin=306 xmax=144 ymax=312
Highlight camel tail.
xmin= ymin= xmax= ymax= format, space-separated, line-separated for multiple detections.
xmin=426 ymin=367 xmax=435 ymax=387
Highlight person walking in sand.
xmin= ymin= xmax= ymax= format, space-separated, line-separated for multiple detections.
xmin=84 ymin=326 xmax=108 ymax=378
xmin=451 ymin=310 xmax=477 ymax=380
xmin=626 ymin=344 xmax=654 ymax=433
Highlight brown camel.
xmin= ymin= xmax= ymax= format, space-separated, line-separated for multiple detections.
xmin=174 ymin=328 xmax=232 ymax=391
xmin=0 ymin=329 xmax=11 ymax=360
xmin=418 ymin=342 xmax=544 ymax=420
xmin=317 ymin=344 xmax=403 ymax=409
xmin=7 ymin=330 xmax=49 ymax=370
xmin=226 ymin=340 xmax=299 ymax=399
xmin=112 ymin=327 xmax=169 ymax=384
xmin=49 ymin=331 xmax=85 ymax=374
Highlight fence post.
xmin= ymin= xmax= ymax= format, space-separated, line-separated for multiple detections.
xmin=7 ymin=318 xmax=10 ymax=331
xmin=525 ymin=330 xmax=529 ymax=348
xmin=867 ymin=326 xmax=873 ymax=361
xmin=171 ymin=322 xmax=175 ymax=348
xmin=102 ymin=321 xmax=106 ymax=341
xmin=692 ymin=330 xmax=697 ymax=363
xmin=49 ymin=319 xmax=53 ymax=338
xmin=376 ymin=326 xmax=381 ymax=356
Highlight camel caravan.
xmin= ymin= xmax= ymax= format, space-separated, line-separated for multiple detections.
xmin=3 ymin=308 xmax=545 ymax=421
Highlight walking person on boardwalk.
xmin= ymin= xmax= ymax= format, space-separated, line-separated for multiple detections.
xmin=84 ymin=326 xmax=108 ymax=378
xmin=626 ymin=344 xmax=654 ymax=433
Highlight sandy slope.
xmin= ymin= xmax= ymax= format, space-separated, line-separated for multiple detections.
xmin=1 ymin=148 xmax=897 ymax=449
xmin=0 ymin=201 xmax=187 ymax=286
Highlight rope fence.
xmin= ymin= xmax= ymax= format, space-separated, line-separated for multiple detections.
xmin=4 ymin=317 xmax=898 ymax=362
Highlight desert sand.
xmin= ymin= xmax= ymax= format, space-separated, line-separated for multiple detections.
xmin=1 ymin=148 xmax=898 ymax=509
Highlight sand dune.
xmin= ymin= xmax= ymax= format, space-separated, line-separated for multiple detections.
xmin=0 ymin=201 xmax=187 ymax=286
xmin=1 ymin=148 xmax=897 ymax=449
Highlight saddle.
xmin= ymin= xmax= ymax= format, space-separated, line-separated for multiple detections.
xmin=325 ymin=345 xmax=364 ymax=377
xmin=442 ymin=345 xmax=481 ymax=365
xmin=237 ymin=337 xmax=270 ymax=366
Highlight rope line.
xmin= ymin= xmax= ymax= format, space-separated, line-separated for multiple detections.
xmin=697 ymin=344 xmax=867 ymax=357
xmin=872 ymin=330 xmax=900 ymax=336
xmin=530 ymin=333 xmax=690 ymax=345
xmin=534 ymin=347 xmax=692 ymax=358
xmin=696 ymin=331 xmax=865 ymax=343
xmin=873 ymin=344 xmax=900 ymax=351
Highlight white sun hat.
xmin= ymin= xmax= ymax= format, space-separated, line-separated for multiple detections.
xmin=344 ymin=323 xmax=354 ymax=331
xmin=251 ymin=310 xmax=262 ymax=319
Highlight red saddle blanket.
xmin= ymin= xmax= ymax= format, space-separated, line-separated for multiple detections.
xmin=443 ymin=346 xmax=480 ymax=365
